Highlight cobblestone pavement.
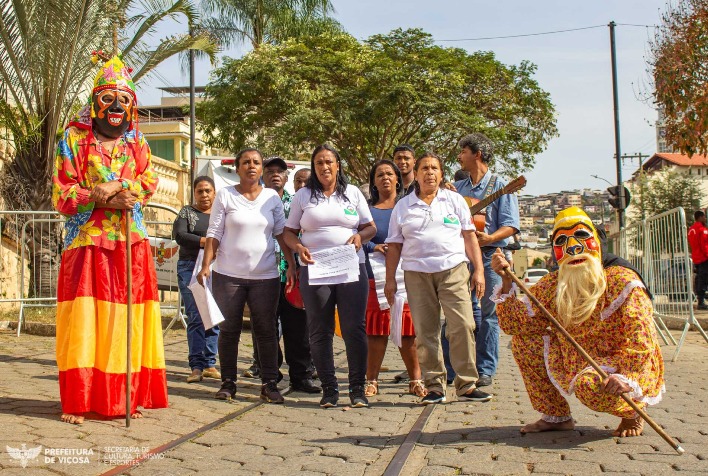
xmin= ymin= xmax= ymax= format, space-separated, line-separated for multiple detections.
xmin=0 ymin=326 xmax=706 ymax=475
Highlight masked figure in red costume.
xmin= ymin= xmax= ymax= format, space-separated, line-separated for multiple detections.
xmin=490 ymin=207 xmax=664 ymax=438
xmin=52 ymin=54 xmax=167 ymax=424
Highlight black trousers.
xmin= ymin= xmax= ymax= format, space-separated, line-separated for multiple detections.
xmin=299 ymin=264 xmax=368 ymax=389
xmin=253 ymin=286 xmax=314 ymax=380
xmin=211 ymin=272 xmax=280 ymax=383
xmin=696 ymin=261 xmax=708 ymax=304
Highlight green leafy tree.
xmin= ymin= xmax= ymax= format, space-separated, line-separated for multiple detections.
xmin=629 ymin=168 xmax=701 ymax=223
xmin=532 ymin=257 xmax=545 ymax=268
xmin=199 ymin=29 xmax=558 ymax=182
xmin=650 ymin=0 xmax=708 ymax=157
xmin=0 ymin=0 xmax=216 ymax=297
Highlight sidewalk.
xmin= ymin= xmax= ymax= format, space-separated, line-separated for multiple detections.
xmin=0 ymin=327 xmax=706 ymax=475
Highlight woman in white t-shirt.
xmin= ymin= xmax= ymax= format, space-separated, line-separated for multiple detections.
xmin=283 ymin=144 xmax=376 ymax=409
xmin=384 ymin=153 xmax=492 ymax=405
xmin=198 ymin=148 xmax=295 ymax=404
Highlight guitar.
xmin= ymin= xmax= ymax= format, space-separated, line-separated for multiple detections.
xmin=463 ymin=175 xmax=527 ymax=231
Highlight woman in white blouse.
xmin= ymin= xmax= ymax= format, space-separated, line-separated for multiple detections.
xmin=384 ymin=153 xmax=491 ymax=405
xmin=198 ymin=148 xmax=295 ymax=404
xmin=283 ymin=144 xmax=376 ymax=409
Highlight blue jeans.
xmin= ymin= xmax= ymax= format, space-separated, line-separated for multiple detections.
xmin=177 ymin=260 xmax=219 ymax=370
xmin=477 ymin=248 xmax=503 ymax=377
xmin=442 ymin=293 xmax=481 ymax=381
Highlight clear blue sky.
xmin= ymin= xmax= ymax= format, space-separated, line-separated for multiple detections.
xmin=139 ymin=0 xmax=667 ymax=196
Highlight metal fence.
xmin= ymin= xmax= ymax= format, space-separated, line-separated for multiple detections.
xmin=607 ymin=207 xmax=708 ymax=361
xmin=0 ymin=204 xmax=185 ymax=336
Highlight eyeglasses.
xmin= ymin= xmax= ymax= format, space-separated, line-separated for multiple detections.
xmin=420 ymin=208 xmax=433 ymax=232
xmin=553 ymin=228 xmax=593 ymax=247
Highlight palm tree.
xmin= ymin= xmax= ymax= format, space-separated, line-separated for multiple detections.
xmin=200 ymin=0 xmax=341 ymax=50
xmin=0 ymin=0 xmax=217 ymax=298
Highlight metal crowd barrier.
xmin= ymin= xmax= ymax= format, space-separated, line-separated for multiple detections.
xmin=0 ymin=203 xmax=185 ymax=337
xmin=607 ymin=207 xmax=708 ymax=361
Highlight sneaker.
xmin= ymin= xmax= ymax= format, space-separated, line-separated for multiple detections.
xmin=421 ymin=391 xmax=446 ymax=404
xmin=349 ymin=385 xmax=369 ymax=408
xmin=260 ymin=381 xmax=285 ymax=404
xmin=291 ymin=378 xmax=322 ymax=394
xmin=319 ymin=386 xmax=339 ymax=408
xmin=459 ymin=388 xmax=493 ymax=402
xmin=186 ymin=368 xmax=203 ymax=383
xmin=202 ymin=367 xmax=221 ymax=379
xmin=476 ymin=375 xmax=493 ymax=387
xmin=215 ymin=379 xmax=237 ymax=400
xmin=242 ymin=362 xmax=260 ymax=378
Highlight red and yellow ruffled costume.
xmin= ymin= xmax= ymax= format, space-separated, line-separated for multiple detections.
xmin=52 ymin=56 xmax=167 ymax=417
xmin=493 ymin=259 xmax=665 ymax=423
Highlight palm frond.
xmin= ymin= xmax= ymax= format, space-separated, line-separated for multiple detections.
xmin=122 ymin=0 xmax=201 ymax=56
xmin=130 ymin=32 xmax=218 ymax=82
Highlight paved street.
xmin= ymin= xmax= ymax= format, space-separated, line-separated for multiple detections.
xmin=0 ymin=325 xmax=706 ymax=475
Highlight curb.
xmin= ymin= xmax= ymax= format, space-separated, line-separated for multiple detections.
xmin=0 ymin=316 xmax=254 ymax=337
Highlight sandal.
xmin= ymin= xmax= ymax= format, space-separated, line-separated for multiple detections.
xmin=409 ymin=379 xmax=428 ymax=397
xmin=364 ymin=380 xmax=378 ymax=397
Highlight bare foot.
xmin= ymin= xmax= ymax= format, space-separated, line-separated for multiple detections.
xmin=613 ymin=417 xmax=643 ymax=437
xmin=130 ymin=410 xmax=143 ymax=419
xmin=520 ymin=418 xmax=575 ymax=434
xmin=60 ymin=413 xmax=84 ymax=425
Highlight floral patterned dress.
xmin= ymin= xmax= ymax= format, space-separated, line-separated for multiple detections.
xmin=492 ymin=266 xmax=665 ymax=421
xmin=52 ymin=126 xmax=167 ymax=417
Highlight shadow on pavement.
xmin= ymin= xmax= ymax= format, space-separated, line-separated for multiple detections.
xmin=0 ymin=397 xmax=62 ymax=420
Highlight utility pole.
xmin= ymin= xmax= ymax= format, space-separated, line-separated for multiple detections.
xmin=609 ymin=21 xmax=624 ymax=228
xmin=189 ymin=26 xmax=196 ymax=201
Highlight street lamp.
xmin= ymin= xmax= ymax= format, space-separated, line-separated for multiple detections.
xmin=591 ymin=174 xmax=613 ymax=187
xmin=590 ymin=175 xmax=611 ymax=226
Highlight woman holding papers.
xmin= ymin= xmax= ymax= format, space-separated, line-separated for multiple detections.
xmin=198 ymin=148 xmax=295 ymax=404
xmin=283 ymin=144 xmax=376 ymax=409
xmin=362 ymin=160 xmax=426 ymax=399
xmin=384 ymin=153 xmax=493 ymax=404
xmin=173 ymin=176 xmax=220 ymax=384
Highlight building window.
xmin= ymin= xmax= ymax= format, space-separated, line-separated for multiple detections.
xmin=150 ymin=139 xmax=175 ymax=162
xmin=180 ymin=141 xmax=187 ymax=165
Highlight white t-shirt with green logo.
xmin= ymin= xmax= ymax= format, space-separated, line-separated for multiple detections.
xmin=386 ymin=188 xmax=475 ymax=273
xmin=286 ymin=184 xmax=374 ymax=264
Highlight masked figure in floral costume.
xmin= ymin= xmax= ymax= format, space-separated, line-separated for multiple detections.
xmin=52 ymin=54 xmax=167 ymax=424
xmin=490 ymin=207 xmax=664 ymax=437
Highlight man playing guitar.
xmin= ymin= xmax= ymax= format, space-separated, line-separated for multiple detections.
xmin=454 ymin=132 xmax=520 ymax=389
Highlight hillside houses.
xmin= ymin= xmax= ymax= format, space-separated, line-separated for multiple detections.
xmin=515 ymin=189 xmax=613 ymax=249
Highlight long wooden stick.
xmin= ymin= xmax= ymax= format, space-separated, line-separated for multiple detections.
xmin=503 ymin=268 xmax=684 ymax=455
xmin=125 ymin=209 xmax=133 ymax=428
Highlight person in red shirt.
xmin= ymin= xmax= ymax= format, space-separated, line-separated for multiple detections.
xmin=687 ymin=210 xmax=708 ymax=310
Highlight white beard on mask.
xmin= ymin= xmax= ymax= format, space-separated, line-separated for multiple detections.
xmin=555 ymin=256 xmax=607 ymax=328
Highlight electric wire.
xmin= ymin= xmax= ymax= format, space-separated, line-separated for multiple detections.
xmin=435 ymin=23 xmax=656 ymax=43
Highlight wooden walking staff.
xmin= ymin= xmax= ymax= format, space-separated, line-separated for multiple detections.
xmin=501 ymin=268 xmax=685 ymax=455
xmin=125 ymin=208 xmax=133 ymax=428
xmin=107 ymin=2 xmax=133 ymax=429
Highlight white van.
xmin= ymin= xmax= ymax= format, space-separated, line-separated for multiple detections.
xmin=194 ymin=156 xmax=311 ymax=195
xmin=150 ymin=156 xmax=311 ymax=290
